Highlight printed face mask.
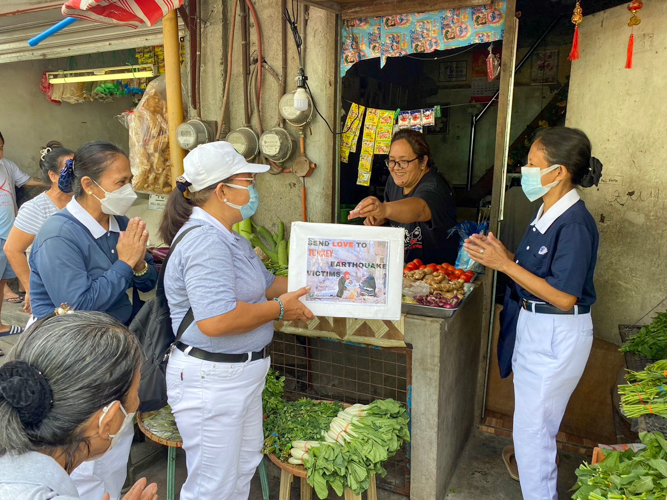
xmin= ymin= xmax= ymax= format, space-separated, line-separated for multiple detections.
xmin=224 ymin=183 xmax=259 ymax=220
xmin=521 ymin=164 xmax=561 ymax=202
xmin=93 ymin=181 xmax=137 ymax=216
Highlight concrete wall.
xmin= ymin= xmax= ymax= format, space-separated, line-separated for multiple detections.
xmin=566 ymin=1 xmax=667 ymax=343
xmin=193 ymin=0 xmax=338 ymax=236
xmin=0 ymin=58 xmax=133 ymax=178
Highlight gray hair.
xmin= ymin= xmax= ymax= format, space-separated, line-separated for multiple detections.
xmin=0 ymin=312 xmax=141 ymax=472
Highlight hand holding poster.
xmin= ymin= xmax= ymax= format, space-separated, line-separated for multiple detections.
xmin=288 ymin=223 xmax=404 ymax=320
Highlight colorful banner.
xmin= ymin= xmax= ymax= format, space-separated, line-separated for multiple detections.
xmin=341 ymin=2 xmax=506 ymax=77
xmin=340 ymin=103 xmax=365 ymax=163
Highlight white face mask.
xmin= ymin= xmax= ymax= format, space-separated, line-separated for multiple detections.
xmin=86 ymin=401 xmax=135 ymax=462
xmin=93 ymin=181 xmax=137 ymax=216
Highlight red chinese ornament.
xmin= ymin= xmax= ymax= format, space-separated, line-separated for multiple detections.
xmin=626 ymin=0 xmax=643 ymax=69
xmin=568 ymin=1 xmax=583 ymax=61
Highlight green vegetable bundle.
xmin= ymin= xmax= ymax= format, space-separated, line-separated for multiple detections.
xmin=262 ymin=399 xmax=342 ymax=462
xmin=262 ymin=369 xmax=285 ymax=416
xmin=621 ymin=313 xmax=667 ymax=360
xmin=572 ymin=432 xmax=667 ymax=500
xmin=291 ymin=400 xmax=410 ymax=499
xmin=233 ymin=218 xmax=289 ymax=275
xmin=619 ymin=361 xmax=667 ymax=419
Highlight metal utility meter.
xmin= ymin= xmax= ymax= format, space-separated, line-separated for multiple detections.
xmin=279 ymin=91 xmax=314 ymax=127
xmin=176 ymin=119 xmax=213 ymax=150
xmin=226 ymin=127 xmax=259 ymax=160
xmin=259 ymin=128 xmax=295 ymax=164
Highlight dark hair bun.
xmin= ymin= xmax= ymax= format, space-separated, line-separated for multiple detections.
xmin=0 ymin=360 xmax=53 ymax=427
xmin=581 ymin=157 xmax=603 ymax=188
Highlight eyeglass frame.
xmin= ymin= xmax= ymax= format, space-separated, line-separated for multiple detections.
xmin=384 ymin=157 xmax=421 ymax=171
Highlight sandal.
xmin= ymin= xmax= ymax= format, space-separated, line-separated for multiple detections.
xmin=502 ymin=446 xmax=520 ymax=481
xmin=0 ymin=349 xmax=3 ymax=357
xmin=5 ymin=296 xmax=24 ymax=304
xmin=0 ymin=325 xmax=24 ymax=337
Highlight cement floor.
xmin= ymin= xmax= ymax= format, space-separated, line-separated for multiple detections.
xmin=0 ymin=301 xmax=588 ymax=499
xmin=133 ymin=430 xmax=586 ymax=500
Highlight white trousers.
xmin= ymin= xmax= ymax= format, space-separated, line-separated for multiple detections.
xmin=512 ymin=309 xmax=593 ymax=500
xmin=166 ymin=348 xmax=270 ymax=500
xmin=69 ymin=419 xmax=134 ymax=500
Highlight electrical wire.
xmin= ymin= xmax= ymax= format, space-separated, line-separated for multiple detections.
xmin=305 ymin=80 xmax=361 ymax=136
xmin=403 ymin=44 xmax=475 ymax=61
xmin=284 ymin=3 xmax=302 ymax=66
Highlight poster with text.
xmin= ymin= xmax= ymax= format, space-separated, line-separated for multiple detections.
xmin=288 ymin=223 xmax=404 ymax=321
xmin=306 ymin=237 xmax=389 ymax=305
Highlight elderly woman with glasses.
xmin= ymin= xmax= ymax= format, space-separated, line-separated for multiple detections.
xmin=350 ymin=129 xmax=458 ymax=265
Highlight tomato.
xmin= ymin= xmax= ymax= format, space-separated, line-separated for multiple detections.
xmin=406 ymin=262 xmax=418 ymax=271
xmin=453 ymin=269 xmax=464 ymax=278
xmin=427 ymin=264 xmax=439 ymax=272
xmin=436 ymin=265 xmax=446 ymax=273
xmin=444 ymin=263 xmax=455 ymax=271
xmin=404 ymin=268 xmax=410 ymax=274
xmin=464 ymin=270 xmax=475 ymax=279
xmin=419 ymin=265 xmax=427 ymax=270
xmin=460 ymin=274 xmax=472 ymax=283
xmin=413 ymin=259 xmax=423 ymax=267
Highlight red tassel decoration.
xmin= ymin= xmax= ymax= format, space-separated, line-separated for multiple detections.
xmin=626 ymin=31 xmax=634 ymax=69
xmin=569 ymin=2 xmax=583 ymax=62
xmin=626 ymin=1 xmax=643 ymax=70
xmin=569 ymin=25 xmax=580 ymax=61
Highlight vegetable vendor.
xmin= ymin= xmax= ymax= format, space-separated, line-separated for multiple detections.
xmin=159 ymin=141 xmax=314 ymax=500
xmin=349 ymin=129 xmax=458 ymax=265
xmin=464 ymin=127 xmax=603 ymax=500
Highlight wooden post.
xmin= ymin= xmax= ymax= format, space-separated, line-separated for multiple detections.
xmin=162 ymin=10 xmax=185 ymax=189
xmin=476 ymin=0 xmax=519 ymax=421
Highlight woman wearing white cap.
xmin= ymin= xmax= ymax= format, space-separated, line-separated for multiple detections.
xmin=159 ymin=141 xmax=314 ymax=500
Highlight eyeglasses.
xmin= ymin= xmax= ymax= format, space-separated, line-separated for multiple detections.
xmin=385 ymin=157 xmax=419 ymax=170
xmin=233 ymin=176 xmax=256 ymax=185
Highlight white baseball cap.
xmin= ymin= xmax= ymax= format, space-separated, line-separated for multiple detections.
xmin=182 ymin=141 xmax=269 ymax=192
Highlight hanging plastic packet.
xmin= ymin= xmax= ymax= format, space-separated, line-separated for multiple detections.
xmin=446 ymin=220 xmax=490 ymax=273
xmin=410 ymin=125 xmax=423 ymax=132
xmin=410 ymin=109 xmax=423 ymax=128
xmin=422 ymin=108 xmax=435 ymax=127
xmin=487 ymin=44 xmax=501 ymax=82
xmin=398 ymin=110 xmax=411 ymax=129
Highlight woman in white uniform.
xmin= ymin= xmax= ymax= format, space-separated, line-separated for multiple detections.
xmin=464 ymin=127 xmax=603 ymax=500
xmin=159 ymin=141 xmax=314 ymax=500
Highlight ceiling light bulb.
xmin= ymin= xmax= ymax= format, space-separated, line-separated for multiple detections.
xmin=293 ymin=87 xmax=309 ymax=112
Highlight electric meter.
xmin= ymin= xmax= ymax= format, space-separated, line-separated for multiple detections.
xmin=259 ymin=128 xmax=294 ymax=164
xmin=226 ymin=127 xmax=259 ymax=160
xmin=176 ymin=119 xmax=212 ymax=150
xmin=279 ymin=91 xmax=314 ymax=127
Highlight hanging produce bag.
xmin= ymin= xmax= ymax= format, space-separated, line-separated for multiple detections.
xmin=447 ymin=220 xmax=489 ymax=273
xmin=117 ymin=76 xmax=172 ymax=194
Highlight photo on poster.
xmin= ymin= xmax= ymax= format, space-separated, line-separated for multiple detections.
xmin=305 ymin=238 xmax=389 ymax=305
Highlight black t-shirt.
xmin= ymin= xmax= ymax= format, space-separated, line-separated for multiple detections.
xmin=384 ymin=169 xmax=458 ymax=265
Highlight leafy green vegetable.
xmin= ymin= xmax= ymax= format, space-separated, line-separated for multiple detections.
xmin=572 ymin=432 xmax=667 ymax=500
xmin=621 ymin=313 xmax=667 ymax=359
xmin=619 ymin=361 xmax=667 ymax=418
xmin=302 ymin=399 xmax=410 ymax=499
xmin=263 ymin=399 xmax=342 ymax=462
xmin=262 ymin=369 xmax=285 ymax=416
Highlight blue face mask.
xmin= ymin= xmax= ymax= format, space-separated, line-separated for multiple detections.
xmin=224 ymin=183 xmax=259 ymax=220
xmin=521 ymin=164 xmax=561 ymax=202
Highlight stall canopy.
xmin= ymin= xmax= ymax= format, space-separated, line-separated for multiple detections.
xmin=0 ymin=6 xmax=184 ymax=64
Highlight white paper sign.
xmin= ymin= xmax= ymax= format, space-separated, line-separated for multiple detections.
xmin=288 ymin=222 xmax=404 ymax=321
xmin=148 ymin=194 xmax=168 ymax=210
